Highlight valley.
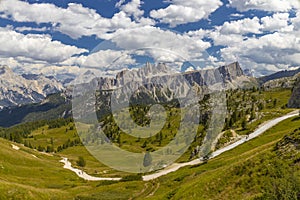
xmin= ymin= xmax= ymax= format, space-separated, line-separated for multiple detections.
xmin=0 ymin=62 xmax=299 ymax=199
xmin=1 ymin=0 xmax=300 ymax=199
xmin=0 ymin=107 xmax=299 ymax=199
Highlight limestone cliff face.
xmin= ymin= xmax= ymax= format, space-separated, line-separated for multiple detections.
xmin=97 ymin=61 xmax=250 ymax=92
xmin=288 ymin=78 xmax=300 ymax=108
xmin=72 ymin=61 xmax=256 ymax=119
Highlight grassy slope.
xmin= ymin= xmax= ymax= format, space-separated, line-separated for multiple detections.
xmin=0 ymin=138 xmax=146 ymax=200
xmin=0 ymin=138 xmax=79 ymax=199
xmin=143 ymin=116 xmax=300 ymax=200
xmin=23 ymin=122 xmax=131 ymax=177
xmin=0 ymin=88 xmax=298 ymax=199
xmin=0 ymin=113 xmax=299 ymax=199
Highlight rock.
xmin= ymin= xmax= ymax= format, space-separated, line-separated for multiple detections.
xmin=288 ymin=77 xmax=300 ymax=108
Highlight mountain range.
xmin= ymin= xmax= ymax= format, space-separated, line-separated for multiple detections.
xmin=0 ymin=66 xmax=63 ymax=108
xmin=0 ymin=62 xmax=299 ymax=127
xmin=0 ymin=62 xmax=255 ymax=127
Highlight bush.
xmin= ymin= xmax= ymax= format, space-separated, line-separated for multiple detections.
xmin=76 ymin=156 xmax=86 ymax=167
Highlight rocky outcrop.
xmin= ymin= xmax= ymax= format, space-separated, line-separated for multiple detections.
xmin=288 ymin=77 xmax=300 ymax=108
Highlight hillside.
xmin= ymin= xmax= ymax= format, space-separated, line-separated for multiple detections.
xmin=0 ymin=113 xmax=299 ymax=199
xmin=0 ymin=138 xmax=79 ymax=199
xmin=142 ymin=116 xmax=300 ymax=200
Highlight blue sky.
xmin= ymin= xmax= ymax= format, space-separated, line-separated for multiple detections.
xmin=0 ymin=0 xmax=300 ymax=79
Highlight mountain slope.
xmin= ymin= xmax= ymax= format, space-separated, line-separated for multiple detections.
xmin=143 ymin=116 xmax=300 ymax=200
xmin=0 ymin=138 xmax=79 ymax=199
xmin=258 ymin=67 xmax=300 ymax=84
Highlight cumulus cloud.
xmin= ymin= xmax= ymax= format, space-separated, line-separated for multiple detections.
xmin=150 ymin=0 xmax=223 ymax=27
xmin=109 ymin=26 xmax=211 ymax=61
xmin=116 ymin=0 xmax=144 ymax=20
xmin=199 ymin=10 xmax=300 ymax=76
xmin=219 ymin=17 xmax=262 ymax=35
xmin=206 ymin=17 xmax=261 ymax=47
xmin=58 ymin=27 xmax=213 ymax=74
xmin=220 ymin=31 xmax=300 ymax=76
xmin=228 ymin=0 xmax=300 ymax=12
xmin=0 ymin=26 xmax=87 ymax=63
xmin=61 ymin=27 xmax=213 ymax=73
xmin=0 ymin=0 xmax=154 ymax=39
xmin=186 ymin=29 xmax=210 ymax=39
xmin=62 ymin=50 xmax=136 ymax=70
xmin=291 ymin=10 xmax=300 ymax=31
xmin=261 ymin=13 xmax=291 ymax=32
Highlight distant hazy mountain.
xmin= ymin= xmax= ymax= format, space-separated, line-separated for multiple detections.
xmin=0 ymin=92 xmax=72 ymax=127
xmin=0 ymin=66 xmax=64 ymax=108
xmin=258 ymin=67 xmax=300 ymax=84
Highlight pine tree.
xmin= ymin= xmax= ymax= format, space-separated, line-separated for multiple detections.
xmin=77 ymin=156 xmax=86 ymax=167
xmin=242 ymin=118 xmax=247 ymax=130
xmin=143 ymin=152 xmax=152 ymax=167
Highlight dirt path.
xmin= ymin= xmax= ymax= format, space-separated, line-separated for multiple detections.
xmin=60 ymin=111 xmax=299 ymax=182
xmin=60 ymin=158 xmax=121 ymax=181
xmin=142 ymin=111 xmax=298 ymax=181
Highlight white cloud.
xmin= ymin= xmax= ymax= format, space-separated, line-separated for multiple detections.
xmin=220 ymin=31 xmax=300 ymax=76
xmin=229 ymin=0 xmax=300 ymax=12
xmin=203 ymin=11 xmax=300 ymax=76
xmin=208 ymin=13 xmax=293 ymax=47
xmin=15 ymin=26 xmax=50 ymax=32
xmin=117 ymin=0 xmax=144 ymax=20
xmin=209 ymin=32 xmax=244 ymax=47
xmin=0 ymin=26 xmax=87 ymax=63
xmin=186 ymin=29 xmax=210 ymax=39
xmin=150 ymin=0 xmax=223 ymax=27
xmin=59 ymin=27 xmax=213 ymax=74
xmin=62 ymin=50 xmax=136 ymax=70
xmin=109 ymin=26 xmax=211 ymax=61
xmin=230 ymin=13 xmax=244 ymax=18
xmin=219 ymin=17 xmax=262 ymax=35
xmin=0 ymin=0 xmax=154 ymax=39
xmin=291 ymin=10 xmax=300 ymax=31
xmin=261 ymin=13 xmax=291 ymax=32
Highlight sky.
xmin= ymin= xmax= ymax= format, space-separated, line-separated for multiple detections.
xmin=0 ymin=0 xmax=300 ymax=79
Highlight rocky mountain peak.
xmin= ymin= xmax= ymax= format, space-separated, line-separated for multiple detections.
xmin=218 ymin=62 xmax=244 ymax=80
xmin=0 ymin=66 xmax=64 ymax=108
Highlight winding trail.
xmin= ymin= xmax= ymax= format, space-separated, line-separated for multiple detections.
xmin=142 ymin=110 xmax=299 ymax=181
xmin=60 ymin=111 xmax=298 ymax=182
xmin=60 ymin=158 xmax=121 ymax=181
